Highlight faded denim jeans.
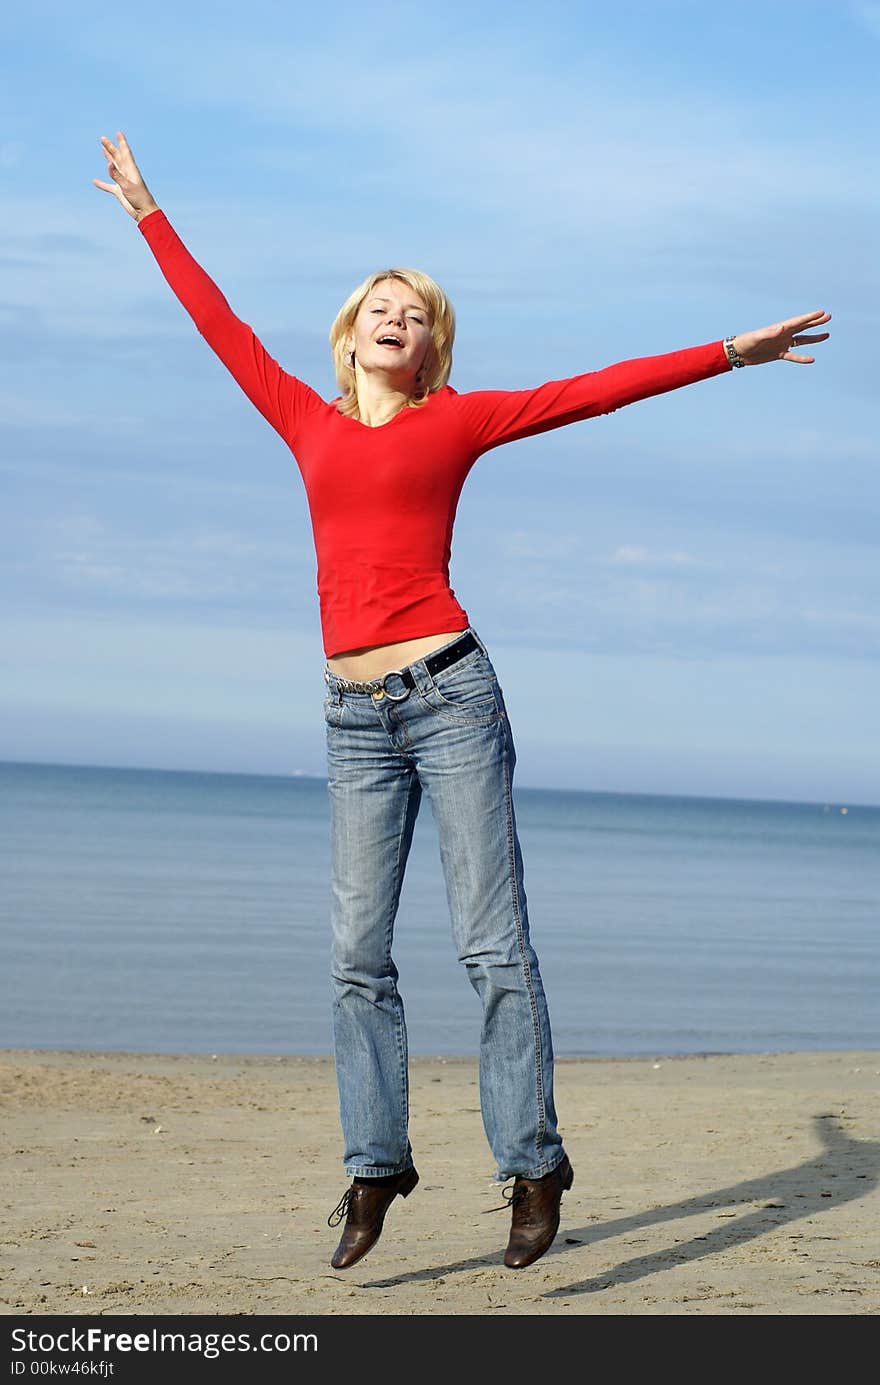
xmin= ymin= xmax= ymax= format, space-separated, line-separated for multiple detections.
xmin=323 ymin=627 xmax=566 ymax=1183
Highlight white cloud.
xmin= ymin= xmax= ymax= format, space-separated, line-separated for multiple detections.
xmin=852 ymin=2 xmax=880 ymax=39
xmin=0 ymin=610 xmax=322 ymax=718
xmin=43 ymin=513 xmax=303 ymax=603
xmin=66 ymin=20 xmax=878 ymax=281
xmin=802 ymin=606 xmax=880 ymax=633
xmin=497 ymin=529 xmax=582 ymax=560
xmin=0 ymin=390 xmax=142 ymax=431
xmin=611 ymin=545 xmax=700 ymax=568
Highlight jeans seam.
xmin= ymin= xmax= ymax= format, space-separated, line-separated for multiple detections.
xmin=324 ymin=685 xmax=345 ymax=736
xmin=501 ymin=724 xmax=547 ymax=1162
xmin=385 ymin=768 xmax=420 ymax=1162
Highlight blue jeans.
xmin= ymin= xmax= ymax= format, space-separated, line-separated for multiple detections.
xmin=323 ymin=627 xmax=565 ymax=1182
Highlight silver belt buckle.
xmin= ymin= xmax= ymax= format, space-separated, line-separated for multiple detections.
xmin=381 ymin=669 xmax=410 ymax=702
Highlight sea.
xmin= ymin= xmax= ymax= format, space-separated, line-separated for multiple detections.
xmin=1 ymin=760 xmax=877 ymax=1057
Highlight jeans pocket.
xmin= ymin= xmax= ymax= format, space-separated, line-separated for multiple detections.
xmin=324 ymin=692 xmax=344 ymax=734
xmin=420 ymin=653 xmax=503 ymax=724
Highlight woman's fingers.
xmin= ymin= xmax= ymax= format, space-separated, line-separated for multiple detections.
xmin=786 ymin=309 xmax=832 ymax=330
xmin=100 ymin=132 xmax=139 ymax=179
xmin=733 ymin=313 xmax=831 ymax=366
xmin=100 ymin=143 xmax=124 ymax=178
xmin=93 ymin=131 xmax=153 ymax=219
xmin=781 ymin=326 xmax=831 ymax=362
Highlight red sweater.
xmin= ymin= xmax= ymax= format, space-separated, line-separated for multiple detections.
xmin=137 ymin=209 xmax=732 ymax=657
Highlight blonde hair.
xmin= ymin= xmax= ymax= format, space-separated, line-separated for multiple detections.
xmin=329 ymin=268 xmax=456 ymax=420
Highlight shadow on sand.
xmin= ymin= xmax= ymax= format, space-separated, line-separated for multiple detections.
xmin=358 ymin=1114 xmax=877 ymax=1296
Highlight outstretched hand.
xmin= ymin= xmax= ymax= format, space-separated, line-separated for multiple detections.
xmin=732 ymin=310 xmax=831 ymax=366
xmin=92 ymin=130 xmax=159 ymax=221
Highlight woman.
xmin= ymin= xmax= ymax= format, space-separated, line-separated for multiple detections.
xmin=94 ymin=130 xmax=831 ymax=1271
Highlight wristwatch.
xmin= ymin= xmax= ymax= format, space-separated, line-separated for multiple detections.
xmin=723 ymin=335 xmax=745 ymax=368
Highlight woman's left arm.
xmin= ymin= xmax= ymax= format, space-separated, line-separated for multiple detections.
xmin=454 ymin=309 xmax=831 ymax=456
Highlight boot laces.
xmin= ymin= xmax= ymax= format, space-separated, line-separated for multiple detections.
xmin=327 ymin=1187 xmax=354 ymax=1227
xmin=482 ymin=1181 xmax=529 ymax=1214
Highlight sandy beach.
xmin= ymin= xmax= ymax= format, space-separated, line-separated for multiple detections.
xmin=1 ymin=1048 xmax=878 ymax=1316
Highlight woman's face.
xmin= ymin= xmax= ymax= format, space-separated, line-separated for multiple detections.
xmin=348 ymin=279 xmax=433 ymax=386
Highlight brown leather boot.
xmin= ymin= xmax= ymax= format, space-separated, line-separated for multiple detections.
xmin=503 ymin=1154 xmax=574 ymax=1269
xmin=328 ymin=1166 xmax=419 ymax=1269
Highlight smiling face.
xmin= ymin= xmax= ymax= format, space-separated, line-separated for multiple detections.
xmin=347 ymin=277 xmax=434 ymax=387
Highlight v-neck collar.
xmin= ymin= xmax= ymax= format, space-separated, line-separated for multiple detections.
xmin=336 ymin=390 xmax=440 ymax=430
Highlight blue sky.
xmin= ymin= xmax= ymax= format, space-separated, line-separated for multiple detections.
xmin=2 ymin=0 xmax=878 ymax=802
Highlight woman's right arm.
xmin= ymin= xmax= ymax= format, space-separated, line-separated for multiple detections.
xmin=93 ymin=130 xmax=323 ymax=443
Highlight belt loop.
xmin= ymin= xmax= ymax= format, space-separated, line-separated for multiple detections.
xmin=470 ymin=627 xmax=489 ymax=657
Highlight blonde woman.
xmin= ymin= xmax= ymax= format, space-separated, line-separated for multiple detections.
xmin=94 ymin=130 xmax=830 ymax=1271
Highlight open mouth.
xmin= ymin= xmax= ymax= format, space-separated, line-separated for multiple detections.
xmin=376 ymin=335 xmax=404 ymax=348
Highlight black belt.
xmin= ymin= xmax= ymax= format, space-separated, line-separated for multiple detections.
xmin=325 ymin=630 xmax=480 ymax=701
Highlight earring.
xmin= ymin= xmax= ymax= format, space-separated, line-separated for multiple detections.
xmin=347 ymin=349 xmax=355 ymax=368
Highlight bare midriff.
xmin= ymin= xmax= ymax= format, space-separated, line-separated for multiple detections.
xmin=326 ymin=630 xmax=468 ymax=681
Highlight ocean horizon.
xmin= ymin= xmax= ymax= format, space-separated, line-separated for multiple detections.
xmin=6 ymin=754 xmax=880 ymax=811
xmin=2 ymin=758 xmax=877 ymax=1058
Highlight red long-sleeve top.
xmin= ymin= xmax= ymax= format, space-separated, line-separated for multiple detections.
xmin=137 ymin=208 xmax=732 ymax=657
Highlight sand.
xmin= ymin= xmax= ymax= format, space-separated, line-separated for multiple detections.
xmin=1 ymin=1048 xmax=878 ymax=1316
